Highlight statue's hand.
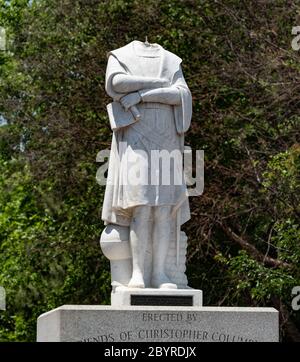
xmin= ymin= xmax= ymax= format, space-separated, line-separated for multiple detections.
xmin=120 ymin=92 xmax=141 ymax=111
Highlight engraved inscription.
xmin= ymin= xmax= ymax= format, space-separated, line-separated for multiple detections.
xmin=80 ymin=311 xmax=258 ymax=342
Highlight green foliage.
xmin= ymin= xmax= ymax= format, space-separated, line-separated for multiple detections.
xmin=0 ymin=156 xmax=110 ymax=341
xmin=221 ymin=250 xmax=298 ymax=303
xmin=0 ymin=0 xmax=299 ymax=341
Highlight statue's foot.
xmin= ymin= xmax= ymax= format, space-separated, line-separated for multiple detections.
xmin=128 ymin=272 xmax=145 ymax=289
xmin=151 ymin=274 xmax=177 ymax=289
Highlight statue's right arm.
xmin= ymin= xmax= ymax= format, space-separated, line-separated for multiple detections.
xmin=112 ymin=74 xmax=168 ymax=93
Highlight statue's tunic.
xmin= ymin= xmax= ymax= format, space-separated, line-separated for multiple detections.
xmin=102 ymin=41 xmax=192 ymax=227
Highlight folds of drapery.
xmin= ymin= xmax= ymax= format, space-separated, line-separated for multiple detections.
xmin=101 ymin=50 xmax=192 ymax=227
xmin=172 ymin=68 xmax=193 ymax=135
xmin=105 ymin=54 xmax=128 ymax=102
xmin=105 ymin=54 xmax=192 ymax=136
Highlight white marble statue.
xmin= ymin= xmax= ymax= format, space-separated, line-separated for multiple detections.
xmin=100 ymin=40 xmax=192 ymax=290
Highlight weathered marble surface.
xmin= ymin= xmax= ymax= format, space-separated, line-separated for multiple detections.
xmin=37 ymin=305 xmax=279 ymax=342
xmin=101 ymin=40 xmax=193 ymax=290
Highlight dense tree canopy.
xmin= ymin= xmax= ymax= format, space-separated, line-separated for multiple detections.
xmin=0 ymin=0 xmax=299 ymax=341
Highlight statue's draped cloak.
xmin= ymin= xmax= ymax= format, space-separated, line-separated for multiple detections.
xmin=102 ymin=41 xmax=192 ymax=227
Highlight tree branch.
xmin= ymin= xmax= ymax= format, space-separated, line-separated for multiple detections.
xmin=218 ymin=221 xmax=291 ymax=269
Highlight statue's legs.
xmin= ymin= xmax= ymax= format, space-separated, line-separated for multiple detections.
xmin=128 ymin=205 xmax=152 ymax=288
xmin=151 ymin=206 xmax=177 ymax=289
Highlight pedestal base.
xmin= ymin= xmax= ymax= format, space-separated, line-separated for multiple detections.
xmin=111 ymin=287 xmax=203 ymax=307
xmin=37 ymin=305 xmax=279 ymax=342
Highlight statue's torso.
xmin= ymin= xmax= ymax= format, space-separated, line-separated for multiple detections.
xmin=121 ymin=45 xmax=179 ymax=151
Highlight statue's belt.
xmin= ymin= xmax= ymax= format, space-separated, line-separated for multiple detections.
xmin=130 ymin=116 xmax=180 ymax=151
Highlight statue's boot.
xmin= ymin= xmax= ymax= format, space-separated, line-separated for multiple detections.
xmin=151 ymin=273 xmax=177 ymax=289
xmin=128 ymin=273 xmax=145 ymax=288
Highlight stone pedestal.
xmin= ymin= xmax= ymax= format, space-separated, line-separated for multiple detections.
xmin=37 ymin=305 xmax=279 ymax=342
xmin=111 ymin=287 xmax=202 ymax=307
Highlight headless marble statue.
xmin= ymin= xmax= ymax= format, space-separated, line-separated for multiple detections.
xmin=100 ymin=40 xmax=192 ymax=291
